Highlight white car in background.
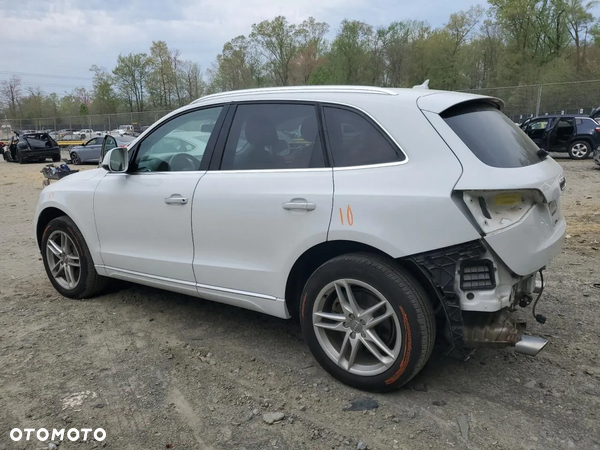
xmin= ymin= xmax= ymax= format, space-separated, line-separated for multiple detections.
xmin=75 ymin=129 xmax=101 ymax=140
xmin=34 ymin=85 xmax=566 ymax=392
xmin=110 ymin=125 xmax=134 ymax=136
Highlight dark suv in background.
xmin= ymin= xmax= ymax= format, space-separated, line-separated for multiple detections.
xmin=520 ymin=114 xmax=600 ymax=159
xmin=1 ymin=131 xmax=61 ymax=164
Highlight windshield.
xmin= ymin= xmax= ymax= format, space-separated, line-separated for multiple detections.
xmin=442 ymin=103 xmax=542 ymax=168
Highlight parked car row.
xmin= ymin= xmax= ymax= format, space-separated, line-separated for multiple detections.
xmin=8 ymin=126 xmax=147 ymax=142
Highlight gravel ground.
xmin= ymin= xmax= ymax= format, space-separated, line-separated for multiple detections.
xmin=0 ymin=153 xmax=599 ymax=450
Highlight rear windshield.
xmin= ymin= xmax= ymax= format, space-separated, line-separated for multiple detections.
xmin=23 ymin=133 xmax=56 ymax=146
xmin=442 ymin=103 xmax=541 ymax=168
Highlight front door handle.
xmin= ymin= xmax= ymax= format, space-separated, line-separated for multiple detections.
xmin=282 ymin=200 xmax=316 ymax=211
xmin=165 ymin=195 xmax=188 ymax=205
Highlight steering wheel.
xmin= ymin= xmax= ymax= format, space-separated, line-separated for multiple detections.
xmin=168 ymin=153 xmax=200 ymax=171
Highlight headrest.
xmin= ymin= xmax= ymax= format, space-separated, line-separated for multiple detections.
xmin=244 ymin=115 xmax=278 ymax=147
xmin=300 ymin=116 xmax=318 ymax=142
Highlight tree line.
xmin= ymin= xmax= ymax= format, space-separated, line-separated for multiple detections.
xmin=2 ymin=0 xmax=599 ymax=122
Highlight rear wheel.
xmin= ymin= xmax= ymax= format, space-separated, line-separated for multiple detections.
xmin=568 ymin=140 xmax=591 ymax=159
xmin=41 ymin=216 xmax=108 ymax=298
xmin=300 ymin=253 xmax=435 ymax=392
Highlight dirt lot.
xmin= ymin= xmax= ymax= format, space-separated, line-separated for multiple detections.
xmin=0 ymin=154 xmax=599 ymax=450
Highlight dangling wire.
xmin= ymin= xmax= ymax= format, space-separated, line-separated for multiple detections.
xmin=532 ymin=270 xmax=546 ymax=324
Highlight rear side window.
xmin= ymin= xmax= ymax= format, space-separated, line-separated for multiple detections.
xmin=323 ymin=106 xmax=405 ymax=167
xmin=442 ymin=103 xmax=541 ymax=168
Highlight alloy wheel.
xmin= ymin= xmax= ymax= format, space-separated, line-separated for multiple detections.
xmin=571 ymin=143 xmax=589 ymax=158
xmin=312 ymin=279 xmax=402 ymax=376
xmin=45 ymin=230 xmax=81 ymax=290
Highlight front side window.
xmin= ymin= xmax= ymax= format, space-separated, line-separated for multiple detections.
xmin=528 ymin=119 xmax=549 ymax=131
xmin=132 ymin=106 xmax=223 ymax=172
xmin=221 ymin=103 xmax=324 ymax=170
xmin=322 ymin=106 xmax=404 ymax=167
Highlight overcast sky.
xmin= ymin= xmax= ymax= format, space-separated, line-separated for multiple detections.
xmin=0 ymin=0 xmax=550 ymax=96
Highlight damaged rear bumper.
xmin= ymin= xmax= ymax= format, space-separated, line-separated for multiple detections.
xmin=406 ymin=240 xmax=552 ymax=358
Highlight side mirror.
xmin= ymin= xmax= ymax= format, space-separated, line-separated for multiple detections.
xmin=101 ymin=147 xmax=129 ymax=173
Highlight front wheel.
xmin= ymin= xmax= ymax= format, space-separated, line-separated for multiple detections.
xmin=300 ymin=253 xmax=435 ymax=392
xmin=568 ymin=140 xmax=591 ymax=159
xmin=70 ymin=152 xmax=81 ymax=165
xmin=52 ymin=154 xmax=61 ymax=162
xmin=17 ymin=150 xmax=25 ymax=164
xmin=41 ymin=216 xmax=108 ymax=298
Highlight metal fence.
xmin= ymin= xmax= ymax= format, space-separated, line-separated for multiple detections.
xmin=3 ymin=80 xmax=600 ymax=139
xmin=460 ymin=80 xmax=600 ymax=123
xmin=0 ymin=110 xmax=172 ymax=140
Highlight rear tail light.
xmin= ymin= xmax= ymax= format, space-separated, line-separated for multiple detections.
xmin=595 ymin=127 xmax=600 ymax=133
xmin=461 ymin=190 xmax=545 ymax=234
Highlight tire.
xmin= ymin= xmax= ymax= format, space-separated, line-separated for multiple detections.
xmin=17 ymin=150 xmax=25 ymax=164
xmin=568 ymin=140 xmax=591 ymax=160
xmin=41 ymin=216 xmax=109 ymax=299
xmin=70 ymin=152 xmax=81 ymax=165
xmin=300 ymin=253 xmax=435 ymax=392
xmin=52 ymin=154 xmax=61 ymax=162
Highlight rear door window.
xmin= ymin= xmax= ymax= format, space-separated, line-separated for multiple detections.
xmin=221 ymin=103 xmax=325 ymax=170
xmin=442 ymin=103 xmax=542 ymax=168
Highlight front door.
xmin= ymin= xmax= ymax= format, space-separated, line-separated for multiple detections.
xmin=80 ymin=137 xmax=103 ymax=162
xmin=99 ymin=134 xmax=119 ymax=163
xmin=191 ymin=102 xmax=334 ymax=302
xmin=93 ymin=106 xmax=225 ymax=288
xmin=525 ymin=118 xmax=551 ymax=149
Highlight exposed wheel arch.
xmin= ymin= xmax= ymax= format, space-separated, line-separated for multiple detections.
xmin=284 ymin=240 xmax=440 ymax=321
xmin=36 ymin=207 xmax=68 ymax=250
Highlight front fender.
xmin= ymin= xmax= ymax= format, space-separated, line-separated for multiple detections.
xmin=35 ymin=169 xmax=107 ymax=267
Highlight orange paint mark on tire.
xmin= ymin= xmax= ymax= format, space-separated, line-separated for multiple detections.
xmin=301 ymin=293 xmax=308 ymax=320
xmin=385 ymin=306 xmax=412 ymax=385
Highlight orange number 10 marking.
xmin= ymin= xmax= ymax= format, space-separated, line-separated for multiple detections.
xmin=339 ymin=205 xmax=354 ymax=226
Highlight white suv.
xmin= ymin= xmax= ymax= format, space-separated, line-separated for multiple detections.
xmin=34 ymin=85 xmax=566 ymax=391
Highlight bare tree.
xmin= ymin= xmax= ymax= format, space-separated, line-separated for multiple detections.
xmin=0 ymin=75 xmax=23 ymax=118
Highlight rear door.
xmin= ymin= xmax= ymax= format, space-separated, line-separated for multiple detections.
xmin=190 ymin=102 xmax=333 ymax=304
xmin=548 ymin=117 xmax=574 ymax=151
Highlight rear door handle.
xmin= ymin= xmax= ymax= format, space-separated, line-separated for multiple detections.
xmin=282 ymin=200 xmax=316 ymax=211
xmin=165 ymin=195 xmax=188 ymax=205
